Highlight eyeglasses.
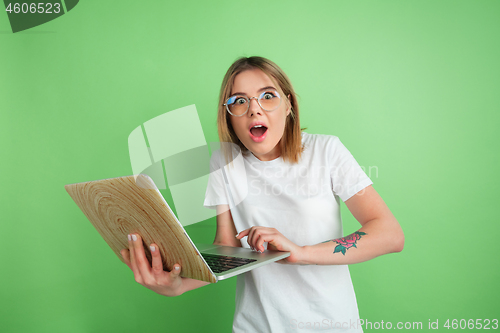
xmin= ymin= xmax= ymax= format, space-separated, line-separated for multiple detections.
xmin=224 ymin=90 xmax=282 ymax=117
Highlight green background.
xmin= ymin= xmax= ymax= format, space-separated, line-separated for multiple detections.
xmin=1 ymin=0 xmax=499 ymax=332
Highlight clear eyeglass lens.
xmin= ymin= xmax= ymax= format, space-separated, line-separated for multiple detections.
xmin=227 ymin=95 xmax=248 ymax=116
xmin=226 ymin=90 xmax=281 ymax=116
xmin=258 ymin=91 xmax=280 ymax=111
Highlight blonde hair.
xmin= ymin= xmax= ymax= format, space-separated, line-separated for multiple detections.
xmin=217 ymin=56 xmax=304 ymax=164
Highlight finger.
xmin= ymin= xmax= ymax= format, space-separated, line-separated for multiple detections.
xmin=128 ymin=234 xmax=142 ymax=282
xmin=255 ymin=231 xmax=276 ymax=252
xmin=247 ymin=227 xmax=255 ymax=250
xmin=235 ymin=228 xmax=250 ymax=240
xmin=149 ymin=243 xmax=182 ymax=288
xmin=169 ymin=264 xmax=181 ymax=280
xmin=120 ymin=248 xmax=132 ymax=269
xmin=249 ymin=227 xmax=269 ymax=251
xmin=150 ymin=243 xmax=165 ymax=276
xmin=131 ymin=234 xmax=152 ymax=276
xmin=254 ymin=234 xmax=267 ymax=253
xmin=257 ymin=233 xmax=283 ymax=252
xmin=247 ymin=227 xmax=259 ymax=250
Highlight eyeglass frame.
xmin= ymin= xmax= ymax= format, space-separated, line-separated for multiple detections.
xmin=223 ymin=90 xmax=282 ymax=117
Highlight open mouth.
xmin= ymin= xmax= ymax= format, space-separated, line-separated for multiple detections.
xmin=249 ymin=124 xmax=268 ymax=142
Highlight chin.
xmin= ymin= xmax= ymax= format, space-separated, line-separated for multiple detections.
xmin=248 ymin=142 xmax=280 ymax=160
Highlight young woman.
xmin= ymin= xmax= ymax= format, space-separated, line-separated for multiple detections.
xmin=121 ymin=56 xmax=404 ymax=332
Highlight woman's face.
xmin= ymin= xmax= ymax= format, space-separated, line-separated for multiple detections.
xmin=229 ymin=69 xmax=290 ymax=161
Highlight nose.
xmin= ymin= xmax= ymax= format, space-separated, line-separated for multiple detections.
xmin=248 ymin=97 xmax=262 ymax=116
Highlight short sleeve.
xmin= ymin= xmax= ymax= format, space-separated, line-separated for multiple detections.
xmin=329 ymin=136 xmax=373 ymax=202
xmin=203 ymin=150 xmax=229 ymax=209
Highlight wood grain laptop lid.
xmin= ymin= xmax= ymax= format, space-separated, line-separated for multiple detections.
xmin=65 ymin=174 xmax=217 ymax=283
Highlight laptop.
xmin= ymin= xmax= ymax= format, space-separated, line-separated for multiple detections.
xmin=64 ymin=174 xmax=290 ymax=283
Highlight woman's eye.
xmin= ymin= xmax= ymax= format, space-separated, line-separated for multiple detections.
xmin=262 ymin=92 xmax=275 ymax=100
xmin=235 ymin=98 xmax=247 ymax=105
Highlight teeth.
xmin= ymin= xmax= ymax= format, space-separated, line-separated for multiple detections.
xmin=253 ymin=125 xmax=263 ymax=128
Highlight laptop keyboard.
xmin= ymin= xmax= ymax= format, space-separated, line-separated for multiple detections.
xmin=201 ymin=253 xmax=257 ymax=274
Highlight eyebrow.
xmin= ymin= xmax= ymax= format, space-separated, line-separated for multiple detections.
xmin=230 ymin=86 xmax=278 ymax=96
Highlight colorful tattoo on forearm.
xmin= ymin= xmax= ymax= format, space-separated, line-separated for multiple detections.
xmin=323 ymin=231 xmax=366 ymax=255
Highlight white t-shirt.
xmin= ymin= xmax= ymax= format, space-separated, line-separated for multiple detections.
xmin=204 ymin=133 xmax=372 ymax=332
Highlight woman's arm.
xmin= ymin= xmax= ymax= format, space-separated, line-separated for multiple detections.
xmin=236 ymin=185 xmax=404 ymax=265
xmin=120 ymin=204 xmax=241 ymax=295
xmin=214 ymin=204 xmax=243 ymax=247
xmin=301 ymin=184 xmax=404 ymax=264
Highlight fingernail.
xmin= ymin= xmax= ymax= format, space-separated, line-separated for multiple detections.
xmin=257 ymin=250 xmax=262 ymax=253
xmin=174 ymin=266 xmax=180 ymax=270
xmin=132 ymin=234 xmax=137 ymax=241
xmin=127 ymin=234 xmax=132 ymax=241
xmin=150 ymin=245 xmax=155 ymax=252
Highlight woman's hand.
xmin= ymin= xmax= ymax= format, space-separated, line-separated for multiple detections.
xmin=120 ymin=233 xmax=184 ymax=297
xmin=236 ymin=227 xmax=306 ymax=264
